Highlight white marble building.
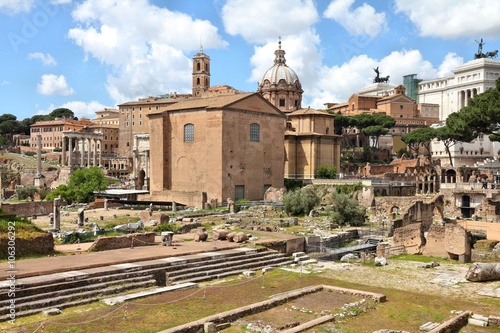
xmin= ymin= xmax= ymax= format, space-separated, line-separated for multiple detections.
xmin=418 ymin=58 xmax=500 ymax=121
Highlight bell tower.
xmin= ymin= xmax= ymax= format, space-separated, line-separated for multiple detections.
xmin=192 ymin=46 xmax=210 ymax=97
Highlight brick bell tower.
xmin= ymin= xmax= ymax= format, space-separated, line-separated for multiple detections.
xmin=192 ymin=46 xmax=210 ymax=97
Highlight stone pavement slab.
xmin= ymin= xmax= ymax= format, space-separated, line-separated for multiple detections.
xmin=1 ymin=237 xmax=241 ymax=280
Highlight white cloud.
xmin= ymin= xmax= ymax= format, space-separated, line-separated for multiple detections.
xmin=437 ymin=53 xmax=463 ymax=77
xmin=28 ymin=52 xmax=57 ymax=66
xmin=394 ymin=0 xmax=500 ymax=38
xmin=222 ymin=0 xmax=318 ymax=43
xmin=37 ymin=74 xmax=74 ymax=96
xmin=67 ymin=0 xmax=227 ymax=104
xmin=0 ymin=0 xmax=35 ymax=14
xmin=323 ymin=0 xmax=388 ymax=38
xmin=51 ymin=0 xmax=71 ymax=4
xmin=1 ymin=80 xmax=10 ymax=86
xmin=37 ymin=100 xmax=110 ymax=119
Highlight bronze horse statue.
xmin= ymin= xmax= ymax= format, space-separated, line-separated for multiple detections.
xmin=486 ymin=50 xmax=498 ymax=58
xmin=379 ymin=75 xmax=390 ymax=83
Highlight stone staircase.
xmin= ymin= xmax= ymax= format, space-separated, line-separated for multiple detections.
xmin=0 ymin=248 xmax=290 ymax=321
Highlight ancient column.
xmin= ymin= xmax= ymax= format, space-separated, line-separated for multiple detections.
xmin=36 ymin=134 xmax=42 ymax=176
xmin=87 ymin=138 xmax=91 ymax=167
xmin=80 ymin=138 xmax=85 ymax=167
xmin=98 ymin=139 xmax=103 ymax=167
xmin=93 ymin=138 xmax=97 ymax=166
xmin=68 ymin=136 xmax=73 ymax=167
xmin=53 ymin=197 xmax=61 ymax=230
xmin=61 ymin=135 xmax=66 ymax=166
xmin=34 ymin=134 xmax=45 ymax=187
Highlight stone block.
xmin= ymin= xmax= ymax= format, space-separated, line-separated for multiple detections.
xmin=419 ymin=322 xmax=439 ymax=331
xmin=468 ymin=317 xmax=488 ymax=326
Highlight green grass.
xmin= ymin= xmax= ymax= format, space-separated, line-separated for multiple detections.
xmin=390 ymin=254 xmax=460 ymax=264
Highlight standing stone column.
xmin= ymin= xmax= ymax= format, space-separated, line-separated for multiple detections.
xmin=93 ymin=138 xmax=97 ymax=166
xmin=61 ymin=135 xmax=66 ymax=166
xmin=86 ymin=138 xmax=91 ymax=167
xmin=68 ymin=136 xmax=73 ymax=167
xmin=98 ymin=139 xmax=103 ymax=167
xmin=53 ymin=197 xmax=61 ymax=230
xmin=36 ymin=134 xmax=42 ymax=176
xmin=80 ymin=138 xmax=85 ymax=167
xmin=34 ymin=134 xmax=45 ymax=187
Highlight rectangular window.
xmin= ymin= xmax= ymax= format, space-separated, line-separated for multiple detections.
xmin=250 ymin=123 xmax=260 ymax=142
xmin=184 ymin=124 xmax=194 ymax=142
xmin=235 ymin=185 xmax=245 ymax=201
xmin=279 ymin=99 xmax=285 ymax=107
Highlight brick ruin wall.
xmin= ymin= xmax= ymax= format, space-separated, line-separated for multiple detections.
xmin=1 ymin=201 xmax=53 ymax=217
xmin=393 ymin=223 xmax=425 ymax=254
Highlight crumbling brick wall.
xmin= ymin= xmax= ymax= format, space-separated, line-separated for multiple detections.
xmin=393 ymin=223 xmax=425 ymax=254
xmin=1 ymin=201 xmax=53 ymax=217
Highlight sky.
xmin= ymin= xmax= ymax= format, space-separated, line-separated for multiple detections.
xmin=1 ymin=0 xmax=500 ymax=120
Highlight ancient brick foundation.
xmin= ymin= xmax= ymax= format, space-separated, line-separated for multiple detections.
xmin=1 ymin=201 xmax=53 ymax=217
xmin=88 ymin=232 xmax=156 ymax=251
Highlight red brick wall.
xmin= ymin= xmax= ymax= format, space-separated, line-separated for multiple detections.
xmin=1 ymin=201 xmax=53 ymax=217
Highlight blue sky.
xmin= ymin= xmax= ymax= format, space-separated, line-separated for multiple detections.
xmin=1 ymin=0 xmax=500 ymax=120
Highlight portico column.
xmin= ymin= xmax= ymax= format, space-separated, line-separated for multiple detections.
xmin=87 ymin=138 xmax=91 ymax=167
xmin=61 ymin=135 xmax=66 ymax=166
xmin=93 ymin=138 xmax=97 ymax=166
xmin=68 ymin=136 xmax=73 ymax=167
xmin=99 ymin=139 xmax=103 ymax=167
xmin=80 ymin=138 xmax=85 ymax=167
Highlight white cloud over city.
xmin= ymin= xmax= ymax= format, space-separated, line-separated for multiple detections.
xmin=68 ymin=0 xmax=227 ymax=103
xmin=28 ymin=52 xmax=57 ymax=66
xmin=37 ymin=74 xmax=74 ymax=96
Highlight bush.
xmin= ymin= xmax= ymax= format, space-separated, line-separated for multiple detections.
xmin=316 ymin=165 xmax=337 ymax=179
xmin=16 ymin=186 xmax=37 ymax=201
xmin=325 ymin=192 xmax=366 ymax=227
xmin=156 ymin=223 xmax=178 ymax=233
xmin=283 ymin=187 xmax=320 ymax=216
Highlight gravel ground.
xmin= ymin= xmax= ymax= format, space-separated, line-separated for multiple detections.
xmin=313 ymin=259 xmax=499 ymax=302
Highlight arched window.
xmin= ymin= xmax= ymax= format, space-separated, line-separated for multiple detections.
xmin=250 ymin=123 xmax=260 ymax=142
xmin=184 ymin=124 xmax=194 ymax=142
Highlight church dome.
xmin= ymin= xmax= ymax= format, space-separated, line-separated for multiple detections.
xmin=260 ymin=40 xmax=300 ymax=85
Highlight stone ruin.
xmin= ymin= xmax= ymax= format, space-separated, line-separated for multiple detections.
xmin=389 ymin=222 xmax=472 ymax=262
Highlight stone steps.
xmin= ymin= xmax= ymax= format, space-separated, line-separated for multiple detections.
xmin=0 ymin=276 xmax=157 ymax=321
xmin=0 ymin=248 xmax=291 ymax=322
xmin=168 ymin=253 xmax=290 ymax=284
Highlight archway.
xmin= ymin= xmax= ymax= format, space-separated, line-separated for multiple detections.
xmin=137 ymin=169 xmax=145 ymax=190
xmin=461 ymin=195 xmax=473 ymax=218
xmin=445 ymin=169 xmax=457 ymax=183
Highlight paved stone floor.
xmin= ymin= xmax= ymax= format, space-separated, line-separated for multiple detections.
xmin=1 ymin=234 xmax=241 ymax=280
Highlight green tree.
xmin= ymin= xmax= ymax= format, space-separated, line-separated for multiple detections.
xmin=333 ymin=112 xmax=352 ymax=135
xmin=316 ymin=165 xmax=337 ymax=179
xmin=283 ymin=187 xmax=320 ymax=216
xmin=46 ymin=167 xmax=107 ymax=203
xmin=362 ymin=125 xmax=389 ymax=148
xmin=401 ymin=127 xmax=436 ymax=156
xmin=325 ymin=192 xmax=366 ymax=227
xmin=49 ymin=108 xmax=75 ymax=120
xmin=434 ymin=121 xmax=474 ymax=166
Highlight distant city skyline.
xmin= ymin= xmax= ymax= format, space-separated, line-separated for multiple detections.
xmin=1 ymin=0 xmax=499 ymax=120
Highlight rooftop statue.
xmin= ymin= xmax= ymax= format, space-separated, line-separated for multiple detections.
xmin=474 ymin=38 xmax=498 ymax=59
xmin=373 ymin=67 xmax=389 ymax=83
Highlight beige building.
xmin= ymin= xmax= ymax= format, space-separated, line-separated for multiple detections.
xmin=30 ymin=118 xmax=93 ymax=150
xmin=285 ymin=108 xmax=342 ymax=179
xmin=146 ymin=93 xmax=286 ymax=207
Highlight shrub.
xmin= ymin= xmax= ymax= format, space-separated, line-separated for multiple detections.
xmin=316 ymin=165 xmax=337 ymax=179
xmin=283 ymin=187 xmax=320 ymax=216
xmin=325 ymin=192 xmax=366 ymax=227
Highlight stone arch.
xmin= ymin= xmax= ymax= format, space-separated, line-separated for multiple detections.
xmin=445 ymin=169 xmax=457 ymax=183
